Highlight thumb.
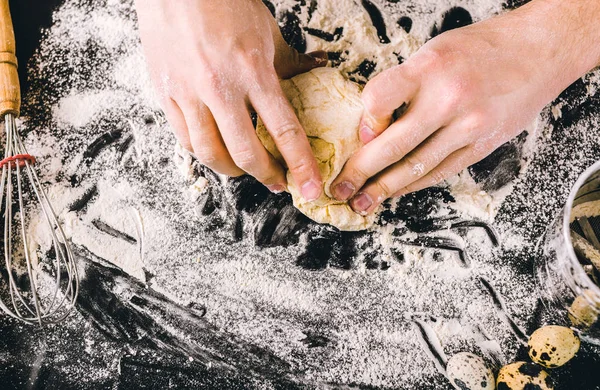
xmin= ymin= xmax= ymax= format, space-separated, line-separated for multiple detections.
xmin=275 ymin=49 xmax=328 ymax=79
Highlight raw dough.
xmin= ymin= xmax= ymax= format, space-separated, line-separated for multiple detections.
xmin=256 ymin=67 xmax=375 ymax=231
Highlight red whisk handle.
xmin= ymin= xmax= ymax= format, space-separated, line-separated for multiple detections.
xmin=0 ymin=154 xmax=36 ymax=169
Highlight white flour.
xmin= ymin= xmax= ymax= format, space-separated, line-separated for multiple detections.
xmin=299 ymin=0 xmax=503 ymax=81
xmin=15 ymin=0 xmax=600 ymax=388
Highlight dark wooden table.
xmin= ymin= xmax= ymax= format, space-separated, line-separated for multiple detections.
xmin=3 ymin=1 xmax=600 ymax=389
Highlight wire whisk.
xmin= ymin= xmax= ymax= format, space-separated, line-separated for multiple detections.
xmin=0 ymin=114 xmax=79 ymax=325
xmin=0 ymin=0 xmax=78 ymax=325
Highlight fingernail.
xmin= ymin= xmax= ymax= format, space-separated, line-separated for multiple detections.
xmin=351 ymin=192 xmax=373 ymax=215
xmin=301 ymin=180 xmax=322 ymax=201
xmin=332 ymin=181 xmax=355 ymax=201
xmin=267 ymin=184 xmax=286 ymax=194
xmin=359 ymin=122 xmax=376 ymax=144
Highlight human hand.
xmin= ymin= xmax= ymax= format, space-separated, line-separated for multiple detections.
xmin=331 ymin=0 xmax=600 ymax=215
xmin=135 ymin=0 xmax=327 ymax=198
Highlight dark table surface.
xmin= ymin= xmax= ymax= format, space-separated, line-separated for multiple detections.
xmin=2 ymin=0 xmax=600 ymax=389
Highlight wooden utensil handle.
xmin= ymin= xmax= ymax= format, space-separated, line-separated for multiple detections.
xmin=0 ymin=0 xmax=20 ymax=117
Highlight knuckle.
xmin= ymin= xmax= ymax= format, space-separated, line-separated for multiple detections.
xmin=287 ymin=155 xmax=315 ymax=176
xmin=253 ymin=163 xmax=280 ymax=184
xmin=254 ymin=65 xmax=278 ymax=87
xmin=155 ymin=75 xmax=181 ymax=101
xmin=382 ymin=139 xmax=408 ymax=160
xmin=270 ymin=122 xmax=302 ymax=144
xmin=438 ymin=74 xmax=480 ymax=116
xmin=347 ymin=161 xmax=370 ymax=183
xmin=203 ymin=68 xmax=224 ymax=92
xmin=230 ymin=148 xmax=256 ymax=171
xmin=255 ymin=172 xmax=278 ymax=185
xmin=161 ymin=87 xmax=187 ymax=107
xmin=462 ymin=111 xmax=489 ymax=140
xmin=403 ymin=154 xmax=426 ymax=177
xmin=427 ymin=167 xmax=446 ymax=184
xmin=375 ymin=179 xmax=394 ymax=199
xmin=193 ymin=146 xmax=220 ymax=168
xmin=438 ymin=80 xmax=465 ymax=114
xmin=403 ymin=181 xmax=425 ymax=195
xmin=414 ymin=45 xmax=446 ymax=72
xmin=236 ymin=47 xmax=266 ymax=70
xmin=470 ymin=111 xmax=489 ymax=129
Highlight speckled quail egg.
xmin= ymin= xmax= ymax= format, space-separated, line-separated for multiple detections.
xmin=527 ymin=325 xmax=580 ymax=368
xmin=446 ymin=352 xmax=494 ymax=390
xmin=568 ymin=289 xmax=600 ymax=329
xmin=496 ymin=362 xmax=553 ymax=390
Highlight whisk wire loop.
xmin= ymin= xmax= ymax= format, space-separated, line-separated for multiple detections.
xmin=16 ymin=161 xmax=43 ymax=324
xmin=0 ymin=114 xmax=79 ymax=325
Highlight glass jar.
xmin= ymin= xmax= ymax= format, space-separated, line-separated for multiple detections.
xmin=536 ymin=161 xmax=600 ymax=345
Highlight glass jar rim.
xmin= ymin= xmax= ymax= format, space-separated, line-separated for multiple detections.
xmin=563 ymin=160 xmax=600 ymax=297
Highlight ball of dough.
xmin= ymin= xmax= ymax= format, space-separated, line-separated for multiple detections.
xmin=446 ymin=352 xmax=494 ymax=390
xmin=527 ymin=325 xmax=580 ymax=368
xmin=256 ymin=67 xmax=375 ymax=231
xmin=496 ymin=362 xmax=553 ymax=390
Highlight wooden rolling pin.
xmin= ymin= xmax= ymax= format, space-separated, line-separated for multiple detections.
xmin=0 ymin=0 xmax=20 ymax=117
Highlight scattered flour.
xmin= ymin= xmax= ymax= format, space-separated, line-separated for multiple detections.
xmin=297 ymin=0 xmax=504 ymax=80
xmin=14 ymin=0 xmax=600 ymax=388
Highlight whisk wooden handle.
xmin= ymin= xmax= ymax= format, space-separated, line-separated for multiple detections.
xmin=0 ymin=0 xmax=20 ymax=117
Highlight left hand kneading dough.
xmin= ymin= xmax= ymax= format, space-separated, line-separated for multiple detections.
xmin=256 ymin=67 xmax=375 ymax=231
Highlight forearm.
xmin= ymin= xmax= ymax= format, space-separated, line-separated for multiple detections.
xmin=505 ymin=0 xmax=600 ymax=96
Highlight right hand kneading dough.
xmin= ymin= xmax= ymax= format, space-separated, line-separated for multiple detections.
xmin=256 ymin=67 xmax=375 ymax=231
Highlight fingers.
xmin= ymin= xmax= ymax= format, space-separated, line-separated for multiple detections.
xmin=181 ymin=101 xmax=245 ymax=177
xmin=359 ymin=63 xmax=420 ymax=143
xmin=391 ymin=146 xmax=482 ymax=197
xmin=161 ymin=98 xmax=192 ymax=151
xmin=209 ymin=99 xmax=287 ymax=190
xmin=331 ymin=103 xmax=443 ymax=201
xmin=349 ymin=145 xmax=481 ymax=215
xmin=250 ymin=75 xmax=323 ymax=200
xmin=368 ymin=128 xmax=468 ymax=195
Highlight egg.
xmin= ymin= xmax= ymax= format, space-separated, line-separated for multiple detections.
xmin=446 ymin=352 xmax=495 ymax=390
xmin=527 ymin=325 xmax=580 ymax=368
xmin=496 ymin=362 xmax=553 ymax=390
xmin=568 ymin=289 xmax=600 ymax=329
